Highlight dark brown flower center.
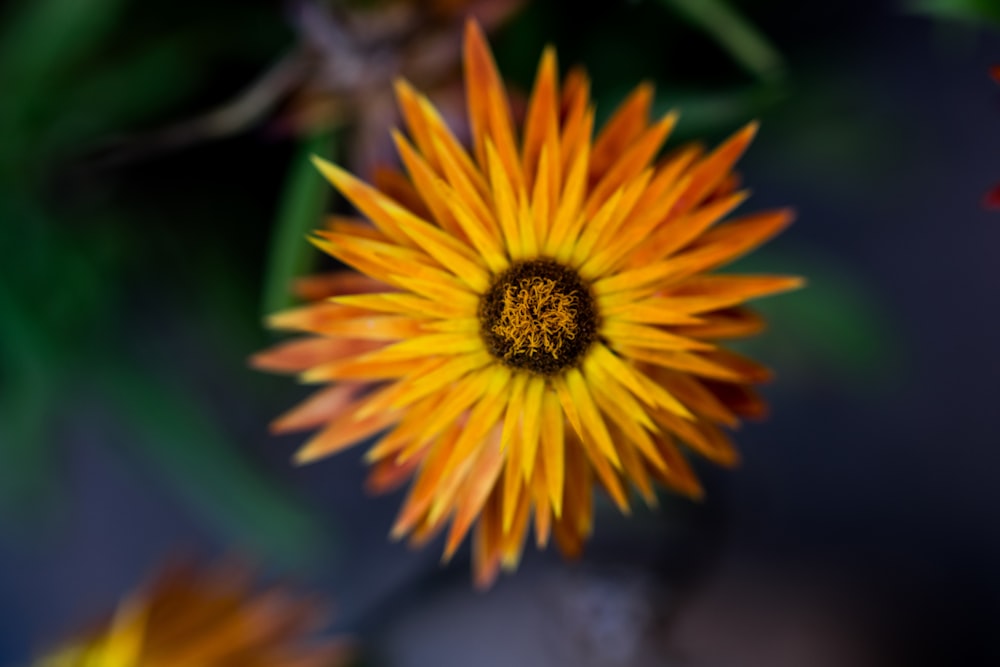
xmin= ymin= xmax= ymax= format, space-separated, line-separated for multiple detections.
xmin=479 ymin=260 xmax=598 ymax=375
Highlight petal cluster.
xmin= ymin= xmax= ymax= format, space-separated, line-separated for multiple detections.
xmin=254 ymin=20 xmax=800 ymax=588
xmin=36 ymin=563 xmax=348 ymax=667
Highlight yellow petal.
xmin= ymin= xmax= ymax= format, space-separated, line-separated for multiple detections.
xmin=519 ymin=376 xmax=546 ymax=481
xmin=601 ymin=320 xmax=713 ymax=352
xmin=539 ymin=386 xmax=565 ymax=517
xmin=442 ymin=426 xmax=504 ymax=561
xmin=564 ymin=367 xmax=620 ymax=469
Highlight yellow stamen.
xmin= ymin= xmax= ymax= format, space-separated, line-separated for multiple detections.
xmin=492 ymin=276 xmax=578 ymax=362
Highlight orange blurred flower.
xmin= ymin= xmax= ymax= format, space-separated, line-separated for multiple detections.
xmin=254 ymin=20 xmax=799 ymax=588
xmin=36 ymin=562 xmax=349 ymax=667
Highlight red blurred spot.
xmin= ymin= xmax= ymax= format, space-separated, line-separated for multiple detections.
xmin=986 ymin=67 xmax=1000 ymax=210
xmin=984 ymin=183 xmax=1000 ymax=210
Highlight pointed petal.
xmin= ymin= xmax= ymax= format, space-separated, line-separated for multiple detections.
xmin=656 ymin=208 xmax=795 ymax=280
xmin=520 ymin=376 xmax=546 ymax=481
xmin=543 ymin=121 xmax=591 ymax=255
xmin=645 ymin=367 xmax=739 ymax=427
xmin=628 ymin=190 xmax=750 ymax=268
xmin=669 ymin=122 xmax=758 ymax=218
xmin=291 ymin=270 xmax=386 ymax=302
xmin=464 ymin=19 xmax=518 ymax=180
xmin=472 ymin=491 xmax=503 ymax=589
xmin=583 ymin=355 xmax=666 ymax=471
xmin=651 ymin=407 xmax=740 ymax=467
xmin=442 ymin=425 xmax=504 ymax=561
xmin=311 ymin=156 xmax=413 ymax=247
xmin=439 ymin=366 xmax=512 ymax=479
xmin=500 ymin=482 xmax=532 ymax=571
xmin=589 ymin=83 xmax=654 ymax=178
xmin=665 ymin=274 xmax=805 ymax=302
xmin=271 ymin=384 xmax=363 ymax=434
xmin=294 ymin=406 xmax=401 ymax=464
xmin=677 ymin=306 xmax=765 ymax=339
xmin=651 ymin=434 xmax=704 ymax=499
xmin=531 ymin=456 xmax=553 ymax=548
xmin=486 ymin=139 xmax=524 ymax=259
xmin=615 ymin=346 xmax=747 ymax=382
xmin=564 ymin=367 xmax=620 ymax=468
xmin=539 ymin=387 xmax=565 ymax=517
xmin=522 ymin=46 xmax=561 ymax=192
xmin=250 ymin=337 xmax=382 ymax=374
xmin=601 ymin=320 xmax=713 ymax=352
xmin=585 ymin=111 xmax=678 ymax=218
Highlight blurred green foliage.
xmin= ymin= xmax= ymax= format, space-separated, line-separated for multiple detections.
xmin=910 ymin=0 xmax=1000 ymax=27
xmin=0 ymin=0 xmax=330 ymax=569
xmin=658 ymin=0 xmax=785 ymax=82
xmin=732 ymin=250 xmax=901 ymax=391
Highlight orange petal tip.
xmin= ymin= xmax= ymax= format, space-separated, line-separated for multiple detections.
xmin=247 ymin=350 xmax=276 ymax=371
xmin=464 ymin=16 xmax=487 ymax=42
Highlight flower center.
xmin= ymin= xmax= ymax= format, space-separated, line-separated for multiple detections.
xmin=479 ymin=260 xmax=598 ymax=375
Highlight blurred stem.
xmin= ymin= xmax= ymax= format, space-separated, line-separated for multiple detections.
xmin=261 ymin=132 xmax=337 ymax=317
xmin=656 ymin=0 xmax=785 ymax=82
xmin=0 ymin=280 xmax=57 ymax=519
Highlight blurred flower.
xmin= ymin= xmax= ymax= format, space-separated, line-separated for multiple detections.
xmin=986 ymin=65 xmax=1000 ymax=210
xmin=254 ymin=20 xmax=799 ymax=588
xmin=35 ymin=562 xmax=349 ymax=667
xmin=283 ymin=0 xmax=525 ymax=173
xmin=97 ymin=0 xmax=523 ymax=174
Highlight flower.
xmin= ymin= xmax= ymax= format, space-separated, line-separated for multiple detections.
xmin=282 ymin=0 xmax=525 ymax=174
xmin=36 ymin=562 xmax=349 ymax=667
xmin=253 ymin=20 xmax=800 ymax=588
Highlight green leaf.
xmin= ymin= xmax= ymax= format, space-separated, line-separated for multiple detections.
xmin=48 ymin=40 xmax=204 ymax=149
xmin=908 ymin=0 xmax=1000 ymax=26
xmin=653 ymin=83 xmax=788 ymax=139
xmin=261 ymin=132 xmax=336 ymax=316
xmin=0 ymin=0 xmax=127 ymax=86
xmin=731 ymin=248 xmax=902 ymax=390
xmin=99 ymin=364 xmax=334 ymax=570
xmin=0 ymin=0 xmax=129 ymax=165
xmin=655 ymin=0 xmax=785 ymax=82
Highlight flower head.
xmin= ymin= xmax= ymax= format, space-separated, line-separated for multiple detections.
xmin=254 ymin=20 xmax=800 ymax=588
xmin=37 ymin=563 xmax=348 ymax=667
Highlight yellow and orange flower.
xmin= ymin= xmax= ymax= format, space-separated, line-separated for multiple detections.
xmin=254 ymin=20 xmax=801 ymax=588
xmin=36 ymin=563 xmax=348 ymax=667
